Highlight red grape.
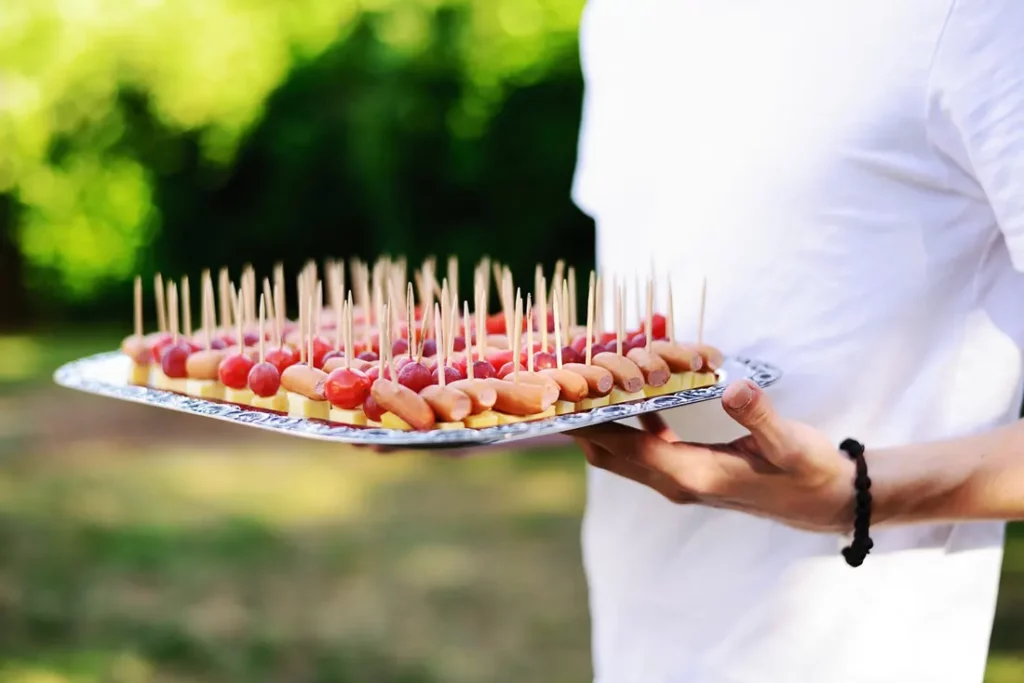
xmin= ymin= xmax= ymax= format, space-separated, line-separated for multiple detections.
xmin=321 ymin=350 xmax=345 ymax=365
xmin=432 ymin=365 xmax=464 ymax=384
xmin=452 ymin=336 xmax=466 ymax=352
xmin=248 ymin=362 xmax=282 ymax=397
xmin=498 ymin=361 xmax=526 ymax=379
xmin=391 ymin=337 xmax=409 ymax=357
xmin=160 ymin=341 xmax=192 ymax=378
xmin=397 ymin=362 xmax=433 ymax=394
xmin=323 ymin=367 xmax=371 ymax=410
xmin=486 ymin=313 xmax=506 ymax=335
xmin=421 ymin=338 xmax=437 ymax=357
xmin=362 ymin=394 xmax=385 ymax=422
xmin=151 ymin=335 xmax=175 ymax=363
xmin=533 ymin=351 xmax=558 ymax=370
xmin=472 ymin=360 xmax=496 ymax=379
xmin=599 ymin=331 xmax=617 ymax=344
xmin=218 ymin=353 xmax=254 ymax=389
xmin=243 ymin=331 xmax=261 ymax=347
xmin=362 ymin=366 xmax=389 ymax=382
xmin=626 ymin=334 xmax=647 ymax=352
xmin=357 ymin=350 xmax=379 ymax=362
xmin=394 ymin=356 xmax=415 ymax=373
xmin=651 ymin=314 xmax=667 ymax=340
xmin=559 ymin=346 xmax=584 ymax=365
xmin=311 ymin=337 xmax=333 ymax=369
xmin=485 ymin=349 xmax=514 ymax=370
xmin=265 ymin=347 xmax=297 ymax=374
xmin=570 ymin=335 xmax=588 ymax=354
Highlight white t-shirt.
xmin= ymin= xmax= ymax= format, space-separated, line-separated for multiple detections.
xmin=573 ymin=2 xmax=1024 ymax=682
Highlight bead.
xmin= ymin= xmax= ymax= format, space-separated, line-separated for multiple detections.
xmin=842 ymin=546 xmax=865 ymax=567
xmin=856 ymin=475 xmax=872 ymax=490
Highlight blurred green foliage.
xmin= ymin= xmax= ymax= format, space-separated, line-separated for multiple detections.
xmin=0 ymin=0 xmax=592 ymax=326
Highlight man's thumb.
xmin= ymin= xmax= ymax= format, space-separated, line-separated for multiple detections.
xmin=722 ymin=380 xmax=791 ymax=464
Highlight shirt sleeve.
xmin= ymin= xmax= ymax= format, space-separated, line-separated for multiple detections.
xmin=928 ymin=0 xmax=1024 ymax=270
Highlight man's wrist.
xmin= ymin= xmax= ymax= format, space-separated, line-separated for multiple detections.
xmin=861 ymin=445 xmax=903 ymax=527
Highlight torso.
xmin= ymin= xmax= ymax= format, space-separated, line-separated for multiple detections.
xmin=574 ymin=1 xmax=1024 ymax=681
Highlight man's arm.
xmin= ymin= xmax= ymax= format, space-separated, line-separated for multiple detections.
xmin=573 ymin=380 xmax=1024 ymax=534
xmin=871 ymin=420 xmax=1024 ymax=525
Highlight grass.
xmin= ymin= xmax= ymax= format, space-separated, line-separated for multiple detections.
xmin=0 ymin=330 xmax=1022 ymax=682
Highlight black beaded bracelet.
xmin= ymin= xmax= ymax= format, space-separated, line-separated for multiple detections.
xmin=839 ymin=438 xmax=873 ymax=567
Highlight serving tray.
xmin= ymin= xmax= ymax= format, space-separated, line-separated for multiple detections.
xmin=53 ymin=352 xmax=781 ymax=448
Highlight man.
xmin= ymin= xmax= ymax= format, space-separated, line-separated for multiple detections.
xmin=569 ymin=1 xmax=1024 ymax=681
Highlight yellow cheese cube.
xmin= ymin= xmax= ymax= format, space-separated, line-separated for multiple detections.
xmin=366 ymin=420 xmax=383 ymax=428
xmin=154 ymin=370 xmax=187 ymax=394
xmin=436 ymin=421 xmax=465 ymax=430
xmin=329 ymin=407 xmax=367 ymax=426
xmin=664 ymin=373 xmax=686 ymax=393
xmin=151 ymin=369 xmax=169 ymax=389
xmin=692 ymin=372 xmax=718 ymax=388
xmin=287 ymin=392 xmax=329 ymax=419
xmin=464 ymin=411 xmax=499 ymax=428
xmin=252 ymin=391 xmax=288 ymax=412
xmin=610 ymin=388 xmax=647 ymax=404
xmin=644 ymin=374 xmax=685 ymax=397
xmin=555 ymin=400 xmax=577 ymax=415
xmin=576 ymin=396 xmax=611 ymax=411
xmin=498 ymin=407 xmax=556 ymax=425
xmin=381 ymin=412 xmax=413 ymax=430
xmin=129 ymin=363 xmax=151 ymax=386
xmin=225 ymin=387 xmax=255 ymax=406
xmin=523 ymin=407 xmax=556 ymax=422
xmin=185 ymin=379 xmax=225 ymax=400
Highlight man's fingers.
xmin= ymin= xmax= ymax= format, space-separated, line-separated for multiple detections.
xmin=573 ymin=423 xmax=679 ymax=472
xmin=572 ymin=423 xmax=723 ymax=495
xmin=638 ymin=413 xmax=679 ymax=442
xmin=721 ymin=380 xmax=798 ymax=470
xmin=575 ymin=439 xmax=696 ymax=504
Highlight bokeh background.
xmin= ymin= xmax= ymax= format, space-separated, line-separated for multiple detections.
xmin=1 ymin=2 xmax=1021 ymax=681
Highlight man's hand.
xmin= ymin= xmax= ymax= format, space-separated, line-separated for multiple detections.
xmin=572 ymin=380 xmax=857 ymax=533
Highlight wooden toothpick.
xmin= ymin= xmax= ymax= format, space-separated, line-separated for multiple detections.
xmin=233 ymin=286 xmax=244 ymax=351
xmin=526 ymin=294 xmax=534 ymax=373
xmin=615 ymin=282 xmax=623 ymax=356
xmin=585 ymin=271 xmax=595 ymax=365
xmin=667 ymin=276 xmax=676 ymax=344
xmin=154 ymin=273 xmax=167 ymax=333
xmin=435 ymin=302 xmax=445 ymax=387
xmin=553 ymin=290 xmax=564 ymax=370
xmin=181 ymin=275 xmax=192 ymax=339
xmin=645 ymin=277 xmax=653 ymax=353
xmin=697 ymin=276 xmax=707 ymax=346
xmin=568 ymin=266 xmax=577 ymax=328
xmin=512 ymin=290 xmax=522 ymax=384
xmin=463 ymin=300 xmax=473 ymax=380
xmin=133 ymin=275 xmax=143 ymax=340
xmin=307 ymin=294 xmax=315 ymax=368
xmin=259 ymin=295 xmax=266 ymax=364
xmin=345 ymin=293 xmax=354 ymax=370
xmin=168 ymin=281 xmax=179 ymax=344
